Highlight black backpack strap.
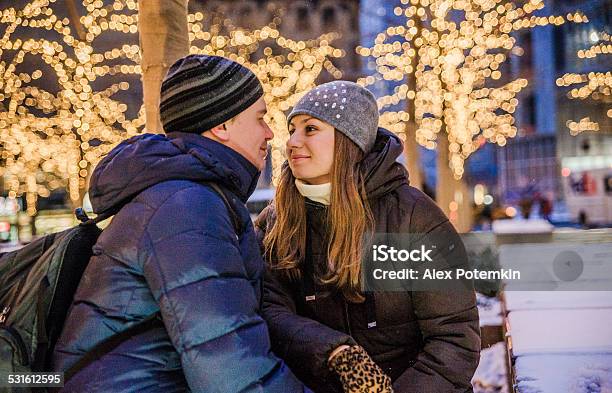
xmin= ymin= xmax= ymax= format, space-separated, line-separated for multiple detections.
xmin=63 ymin=312 xmax=162 ymax=382
xmin=32 ymin=280 xmax=50 ymax=371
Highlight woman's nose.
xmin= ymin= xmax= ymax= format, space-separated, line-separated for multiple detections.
xmin=287 ymin=131 xmax=303 ymax=148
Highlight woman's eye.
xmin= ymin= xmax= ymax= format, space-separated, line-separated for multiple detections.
xmin=288 ymin=129 xmax=295 ymax=135
xmin=305 ymin=126 xmax=317 ymax=133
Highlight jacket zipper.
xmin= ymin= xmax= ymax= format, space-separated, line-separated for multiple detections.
xmin=343 ymin=300 xmax=353 ymax=336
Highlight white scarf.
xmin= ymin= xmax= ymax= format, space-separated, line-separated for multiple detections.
xmin=295 ymin=179 xmax=331 ymax=205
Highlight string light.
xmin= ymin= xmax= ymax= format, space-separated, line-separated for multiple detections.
xmin=358 ymin=0 xmax=586 ymax=179
xmin=577 ymin=31 xmax=611 ymax=59
xmin=186 ymin=9 xmax=343 ymax=184
xmin=556 ymin=31 xmax=611 ymax=134
xmin=1 ymin=0 xmax=344 ymax=213
xmin=0 ymin=0 xmax=143 ymax=215
xmin=566 ymin=117 xmax=600 ymax=135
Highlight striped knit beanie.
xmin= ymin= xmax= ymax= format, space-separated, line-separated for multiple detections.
xmin=160 ymin=54 xmax=264 ymax=133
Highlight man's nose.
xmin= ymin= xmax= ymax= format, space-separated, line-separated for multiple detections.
xmin=264 ymin=123 xmax=274 ymax=140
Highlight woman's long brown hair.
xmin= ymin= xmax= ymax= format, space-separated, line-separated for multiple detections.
xmin=263 ymin=131 xmax=374 ymax=302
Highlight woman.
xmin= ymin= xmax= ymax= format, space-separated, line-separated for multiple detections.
xmin=255 ymin=81 xmax=480 ymax=393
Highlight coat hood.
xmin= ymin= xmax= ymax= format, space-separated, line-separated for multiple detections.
xmin=362 ymin=128 xmax=409 ymax=200
xmin=89 ymin=132 xmax=260 ymax=214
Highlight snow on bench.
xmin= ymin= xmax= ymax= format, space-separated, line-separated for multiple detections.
xmin=478 ymin=292 xmax=503 ymax=327
xmin=504 ymin=291 xmax=612 ymax=312
xmin=514 ymin=354 xmax=612 ymax=393
xmin=507 ymin=308 xmax=612 ymax=357
xmin=497 ymin=236 xmax=612 ymax=392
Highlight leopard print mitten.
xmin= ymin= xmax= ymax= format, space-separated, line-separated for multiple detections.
xmin=328 ymin=345 xmax=394 ymax=393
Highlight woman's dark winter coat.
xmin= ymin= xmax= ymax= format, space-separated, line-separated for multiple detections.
xmin=52 ymin=132 xmax=305 ymax=393
xmin=255 ymin=129 xmax=481 ymax=393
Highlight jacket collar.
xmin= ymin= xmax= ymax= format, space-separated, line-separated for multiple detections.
xmin=167 ymin=132 xmax=260 ymax=203
xmin=361 ymin=128 xmax=409 ymax=200
xmin=89 ymin=132 xmax=261 ymax=215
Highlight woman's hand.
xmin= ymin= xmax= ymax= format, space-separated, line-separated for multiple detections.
xmin=328 ymin=345 xmax=394 ymax=393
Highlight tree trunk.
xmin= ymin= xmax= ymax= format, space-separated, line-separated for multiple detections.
xmin=436 ymin=74 xmax=473 ymax=232
xmin=403 ymin=119 xmax=423 ymax=190
xmin=403 ymin=19 xmax=423 ymax=190
xmin=436 ymin=130 xmax=473 ymax=233
xmin=138 ymin=0 xmax=190 ymax=133
xmin=66 ymin=0 xmax=86 ymax=40
xmin=66 ymin=0 xmax=86 ymax=210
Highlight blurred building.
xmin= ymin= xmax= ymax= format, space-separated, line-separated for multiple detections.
xmin=498 ymin=0 xmax=611 ymax=223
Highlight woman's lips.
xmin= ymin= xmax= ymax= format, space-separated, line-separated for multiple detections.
xmin=291 ymin=155 xmax=310 ymax=162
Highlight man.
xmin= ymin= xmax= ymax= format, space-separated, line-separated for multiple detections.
xmin=52 ymin=55 xmax=307 ymax=392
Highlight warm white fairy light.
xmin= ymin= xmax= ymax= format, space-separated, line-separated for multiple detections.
xmin=254 ymin=40 xmax=344 ymax=184
xmin=358 ymin=0 xmax=586 ymax=178
xmin=1 ymin=1 xmax=344 ymax=213
xmin=577 ymin=31 xmax=611 ymax=59
xmin=556 ymin=31 xmax=611 ymax=134
xmin=0 ymin=0 xmax=143 ymax=215
xmin=186 ymin=12 xmax=343 ymax=184
xmin=566 ymin=117 xmax=600 ymax=135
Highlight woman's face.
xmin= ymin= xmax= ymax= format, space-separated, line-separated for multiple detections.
xmin=287 ymin=114 xmax=335 ymax=184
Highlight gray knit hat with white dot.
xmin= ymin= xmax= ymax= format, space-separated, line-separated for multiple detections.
xmin=160 ymin=54 xmax=263 ymax=134
xmin=288 ymin=81 xmax=379 ymax=153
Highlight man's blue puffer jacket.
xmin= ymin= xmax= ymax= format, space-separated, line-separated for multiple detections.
xmin=52 ymin=132 xmax=305 ymax=392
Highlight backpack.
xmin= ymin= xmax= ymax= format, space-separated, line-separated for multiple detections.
xmin=0 ymin=182 xmax=240 ymax=392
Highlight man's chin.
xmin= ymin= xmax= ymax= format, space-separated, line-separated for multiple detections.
xmin=255 ymin=158 xmax=266 ymax=171
xmin=257 ymin=153 xmax=268 ymax=170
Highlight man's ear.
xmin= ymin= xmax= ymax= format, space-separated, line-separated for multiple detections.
xmin=204 ymin=123 xmax=229 ymax=142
